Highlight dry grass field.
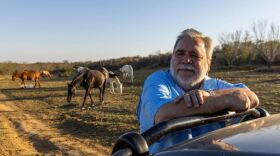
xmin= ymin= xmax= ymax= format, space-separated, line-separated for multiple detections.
xmin=0 ymin=67 xmax=280 ymax=155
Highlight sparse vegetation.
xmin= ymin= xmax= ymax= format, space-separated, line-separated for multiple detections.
xmin=1 ymin=67 xmax=280 ymax=154
xmin=1 ymin=21 xmax=280 ymax=154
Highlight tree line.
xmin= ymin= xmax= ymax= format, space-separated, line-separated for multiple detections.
xmin=214 ymin=21 xmax=280 ymax=68
xmin=1 ymin=21 xmax=280 ymax=75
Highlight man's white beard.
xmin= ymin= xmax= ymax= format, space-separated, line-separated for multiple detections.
xmin=170 ymin=65 xmax=205 ymax=91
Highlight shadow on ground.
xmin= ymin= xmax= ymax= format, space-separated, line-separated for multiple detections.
xmin=258 ymin=78 xmax=280 ymax=84
xmin=55 ymin=104 xmax=137 ymax=147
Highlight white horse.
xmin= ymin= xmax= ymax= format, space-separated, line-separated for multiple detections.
xmin=108 ymin=71 xmax=123 ymax=94
xmin=40 ymin=70 xmax=52 ymax=79
xmin=76 ymin=66 xmax=89 ymax=73
xmin=119 ymin=65 xmax=133 ymax=83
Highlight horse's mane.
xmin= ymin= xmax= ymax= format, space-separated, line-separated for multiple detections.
xmin=71 ymin=71 xmax=87 ymax=87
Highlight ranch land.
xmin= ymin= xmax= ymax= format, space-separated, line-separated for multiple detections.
xmin=0 ymin=67 xmax=280 ymax=155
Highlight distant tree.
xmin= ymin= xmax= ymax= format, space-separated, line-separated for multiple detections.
xmin=218 ymin=30 xmax=243 ymax=66
xmin=252 ymin=21 xmax=280 ymax=68
xmin=239 ymin=31 xmax=256 ymax=64
xmin=63 ymin=60 xmax=69 ymax=64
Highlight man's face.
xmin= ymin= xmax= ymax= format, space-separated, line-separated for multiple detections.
xmin=170 ymin=37 xmax=209 ymax=91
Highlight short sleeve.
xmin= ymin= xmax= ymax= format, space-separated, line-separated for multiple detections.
xmin=137 ymin=73 xmax=174 ymax=133
xmin=216 ymin=79 xmax=248 ymax=90
xmin=203 ymin=77 xmax=249 ymax=91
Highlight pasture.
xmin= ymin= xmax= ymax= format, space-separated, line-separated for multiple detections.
xmin=0 ymin=67 xmax=280 ymax=155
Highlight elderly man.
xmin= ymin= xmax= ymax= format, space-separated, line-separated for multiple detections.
xmin=137 ymin=28 xmax=259 ymax=153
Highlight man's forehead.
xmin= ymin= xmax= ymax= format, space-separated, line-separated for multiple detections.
xmin=194 ymin=38 xmax=205 ymax=48
xmin=175 ymin=37 xmax=205 ymax=50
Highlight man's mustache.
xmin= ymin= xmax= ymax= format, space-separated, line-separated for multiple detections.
xmin=177 ymin=64 xmax=195 ymax=71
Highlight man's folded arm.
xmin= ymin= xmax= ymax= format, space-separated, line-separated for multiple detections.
xmin=155 ymin=88 xmax=259 ymax=124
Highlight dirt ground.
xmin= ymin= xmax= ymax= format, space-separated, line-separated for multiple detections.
xmin=0 ymin=71 xmax=144 ymax=156
xmin=0 ymin=91 xmax=106 ymax=156
xmin=0 ymin=68 xmax=280 ymax=156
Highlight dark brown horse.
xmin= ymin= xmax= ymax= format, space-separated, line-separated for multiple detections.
xmin=12 ymin=70 xmax=42 ymax=88
xmin=67 ymin=67 xmax=109 ymax=109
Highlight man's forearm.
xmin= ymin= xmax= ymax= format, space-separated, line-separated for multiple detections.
xmin=155 ymin=88 xmax=259 ymax=124
xmin=155 ymin=95 xmax=229 ymax=124
xmin=214 ymin=88 xmax=259 ymax=111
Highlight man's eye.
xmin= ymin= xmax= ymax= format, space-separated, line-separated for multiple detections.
xmin=190 ymin=52 xmax=203 ymax=59
xmin=176 ymin=52 xmax=184 ymax=57
xmin=190 ymin=54 xmax=199 ymax=57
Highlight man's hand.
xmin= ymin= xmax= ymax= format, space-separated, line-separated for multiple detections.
xmin=225 ymin=89 xmax=251 ymax=112
xmin=174 ymin=89 xmax=211 ymax=108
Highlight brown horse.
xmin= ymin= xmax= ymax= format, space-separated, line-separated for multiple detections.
xmin=12 ymin=70 xmax=42 ymax=88
xmin=67 ymin=67 xmax=109 ymax=109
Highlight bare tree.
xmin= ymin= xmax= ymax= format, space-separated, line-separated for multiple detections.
xmin=218 ymin=30 xmax=243 ymax=66
xmin=240 ymin=30 xmax=255 ymax=64
xmin=252 ymin=21 xmax=280 ymax=68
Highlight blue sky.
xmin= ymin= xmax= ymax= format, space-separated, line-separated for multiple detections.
xmin=1 ymin=0 xmax=280 ymax=63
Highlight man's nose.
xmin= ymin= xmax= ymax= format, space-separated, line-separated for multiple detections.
xmin=182 ymin=55 xmax=193 ymax=64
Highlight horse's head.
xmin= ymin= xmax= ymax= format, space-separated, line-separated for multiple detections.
xmin=67 ymin=83 xmax=76 ymax=102
xmin=12 ymin=71 xmax=19 ymax=81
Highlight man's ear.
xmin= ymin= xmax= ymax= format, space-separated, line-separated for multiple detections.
xmin=207 ymin=61 xmax=212 ymax=74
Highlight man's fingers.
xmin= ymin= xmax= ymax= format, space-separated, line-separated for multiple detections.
xmin=184 ymin=93 xmax=192 ymax=107
xmin=183 ymin=89 xmax=208 ymax=108
xmin=190 ymin=92 xmax=199 ymax=107
xmin=174 ymin=96 xmax=183 ymax=104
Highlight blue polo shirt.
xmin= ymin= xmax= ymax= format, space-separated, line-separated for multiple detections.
xmin=137 ymin=70 xmax=247 ymax=153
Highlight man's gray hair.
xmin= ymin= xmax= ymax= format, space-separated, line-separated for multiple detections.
xmin=173 ymin=28 xmax=214 ymax=65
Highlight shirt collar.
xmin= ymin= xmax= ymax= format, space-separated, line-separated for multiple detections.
xmin=167 ymin=69 xmax=209 ymax=92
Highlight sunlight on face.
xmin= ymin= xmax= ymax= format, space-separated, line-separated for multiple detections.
xmin=170 ymin=37 xmax=209 ymax=91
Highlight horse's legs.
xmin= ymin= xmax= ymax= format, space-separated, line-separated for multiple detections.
xmin=82 ymin=89 xmax=89 ymax=109
xmin=38 ymin=79 xmax=41 ymax=88
xmin=21 ymin=80 xmax=26 ymax=88
xmin=101 ymin=82 xmax=106 ymax=104
xmin=35 ymin=78 xmax=41 ymax=88
xmin=88 ymin=91 xmax=94 ymax=107
xmin=34 ymin=80 xmax=37 ymax=88
xmin=110 ymin=82 xmax=115 ymax=94
xmin=99 ymin=87 xmax=102 ymax=103
xmin=98 ymin=86 xmax=105 ymax=105
xmin=130 ymin=72 xmax=134 ymax=83
xmin=119 ymin=83 xmax=123 ymax=94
